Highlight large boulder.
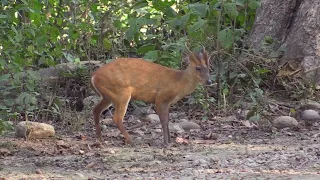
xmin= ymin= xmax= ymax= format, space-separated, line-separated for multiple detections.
xmin=38 ymin=60 xmax=103 ymax=85
xmin=249 ymin=0 xmax=320 ymax=85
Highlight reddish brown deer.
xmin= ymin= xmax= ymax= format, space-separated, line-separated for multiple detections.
xmin=90 ymin=48 xmax=212 ymax=145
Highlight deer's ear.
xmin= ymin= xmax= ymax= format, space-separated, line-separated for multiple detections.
xmin=188 ymin=52 xmax=200 ymax=65
xmin=202 ymin=50 xmax=209 ymax=65
xmin=199 ymin=47 xmax=209 ymax=66
xmin=182 ymin=51 xmax=190 ymax=64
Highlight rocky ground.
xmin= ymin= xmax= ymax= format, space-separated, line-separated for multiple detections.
xmin=1 ymin=110 xmax=320 ymax=180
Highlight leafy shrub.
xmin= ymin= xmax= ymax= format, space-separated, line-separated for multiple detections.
xmin=0 ymin=0 xmax=262 ymax=125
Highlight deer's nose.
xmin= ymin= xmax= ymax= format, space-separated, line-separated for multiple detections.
xmin=206 ymin=79 xmax=213 ymax=86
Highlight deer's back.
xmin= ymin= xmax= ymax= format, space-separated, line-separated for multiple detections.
xmin=92 ymin=58 xmax=182 ymax=103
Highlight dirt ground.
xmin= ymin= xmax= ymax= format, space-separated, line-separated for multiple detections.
xmin=0 ymin=116 xmax=320 ymax=180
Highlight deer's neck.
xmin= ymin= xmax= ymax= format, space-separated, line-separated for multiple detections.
xmin=172 ymin=66 xmax=200 ymax=103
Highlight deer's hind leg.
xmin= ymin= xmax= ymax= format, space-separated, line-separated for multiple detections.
xmin=111 ymin=90 xmax=133 ymax=144
xmin=93 ymin=97 xmax=112 ymax=141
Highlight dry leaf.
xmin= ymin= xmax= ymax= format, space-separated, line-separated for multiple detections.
xmin=85 ymin=152 xmax=95 ymax=157
xmin=90 ymin=142 xmax=102 ymax=148
xmin=241 ymin=120 xmax=256 ymax=128
xmin=56 ymin=140 xmax=69 ymax=149
xmin=175 ymin=137 xmax=189 ymax=144
xmin=35 ymin=169 xmax=43 ymax=174
xmin=106 ymin=130 xmax=121 ymax=137
xmin=103 ymin=149 xmax=116 ymax=154
xmin=204 ymin=132 xmax=218 ymax=140
xmin=277 ymin=62 xmax=302 ymax=77
xmin=192 ymin=140 xmax=216 ymax=144
xmin=0 ymin=148 xmax=11 ymax=157
xmin=76 ymin=134 xmax=87 ymax=141
xmin=86 ymin=162 xmax=97 ymax=169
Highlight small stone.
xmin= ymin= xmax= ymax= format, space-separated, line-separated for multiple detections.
xmin=177 ymin=121 xmax=201 ymax=131
xmin=79 ymin=150 xmax=85 ymax=154
xmin=154 ymin=129 xmax=162 ymax=133
xmin=86 ymin=162 xmax=96 ymax=169
xmin=101 ymin=125 xmax=108 ymax=131
xmin=35 ymin=169 xmax=42 ymax=174
xmin=300 ymin=109 xmax=320 ymax=126
xmin=56 ymin=140 xmax=69 ymax=149
xmin=85 ymin=152 xmax=95 ymax=157
xmin=109 ymin=150 xmax=115 ymax=154
xmin=273 ymin=116 xmax=298 ymax=129
xmin=103 ymin=148 xmax=116 ymax=154
xmin=75 ymin=172 xmax=85 ymax=178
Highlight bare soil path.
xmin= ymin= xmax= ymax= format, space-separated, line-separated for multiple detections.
xmin=1 ymin=120 xmax=320 ymax=180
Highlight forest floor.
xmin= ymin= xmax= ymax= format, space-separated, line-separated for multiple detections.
xmin=1 ymin=114 xmax=320 ymax=180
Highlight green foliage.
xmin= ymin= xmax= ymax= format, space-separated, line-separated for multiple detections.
xmin=0 ymin=119 xmax=14 ymax=135
xmin=190 ymin=86 xmax=215 ymax=119
xmin=0 ymin=0 xmax=261 ymax=125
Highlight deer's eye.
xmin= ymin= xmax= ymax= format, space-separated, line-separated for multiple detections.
xmin=196 ymin=66 xmax=201 ymax=71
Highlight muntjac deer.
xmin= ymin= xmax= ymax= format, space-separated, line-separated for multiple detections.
xmin=90 ymin=48 xmax=212 ymax=145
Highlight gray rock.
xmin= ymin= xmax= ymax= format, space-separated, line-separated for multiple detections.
xmin=132 ymin=107 xmax=155 ymax=116
xmin=273 ymin=116 xmax=298 ymax=129
xmin=169 ymin=112 xmax=187 ymax=119
xmin=176 ymin=119 xmax=189 ymax=123
xmin=236 ymin=109 xmax=250 ymax=120
xmin=101 ymin=125 xmax=108 ymax=131
xmin=299 ymin=100 xmax=320 ymax=110
xmin=16 ymin=121 xmax=55 ymax=139
xmin=178 ymin=121 xmax=201 ymax=131
xmin=240 ymin=102 xmax=254 ymax=110
xmin=169 ymin=123 xmax=185 ymax=133
xmin=143 ymin=114 xmax=160 ymax=123
xmin=75 ymin=172 xmax=86 ymax=178
xmin=300 ymin=109 xmax=320 ymax=126
xmin=192 ymin=159 xmax=209 ymax=167
xmin=101 ymin=118 xmax=115 ymax=126
xmin=153 ymin=129 xmax=162 ymax=133
xmin=83 ymin=96 xmax=100 ymax=108
xmin=39 ymin=61 xmax=102 ymax=79
xmin=38 ymin=61 xmax=103 ymax=85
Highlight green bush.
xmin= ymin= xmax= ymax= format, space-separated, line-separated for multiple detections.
xmin=0 ymin=0 xmax=261 ymax=124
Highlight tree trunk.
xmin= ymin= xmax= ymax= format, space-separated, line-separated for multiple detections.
xmin=249 ymin=0 xmax=320 ymax=86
